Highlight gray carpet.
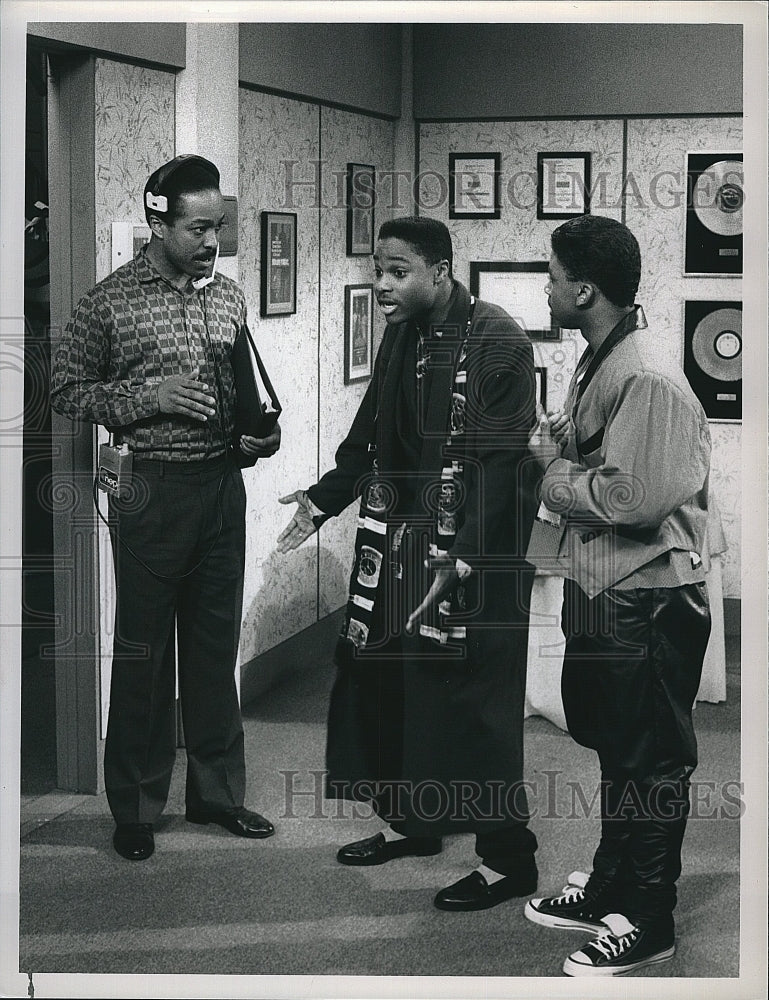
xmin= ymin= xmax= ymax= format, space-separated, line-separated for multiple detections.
xmin=18 ymin=615 xmax=741 ymax=982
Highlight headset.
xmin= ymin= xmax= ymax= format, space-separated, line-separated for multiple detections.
xmin=144 ymin=153 xmax=220 ymax=217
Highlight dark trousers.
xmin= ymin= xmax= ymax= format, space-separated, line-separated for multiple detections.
xmin=561 ymin=579 xmax=711 ymax=926
xmin=105 ymin=455 xmax=247 ymax=826
xmin=327 ymin=655 xmax=538 ymax=875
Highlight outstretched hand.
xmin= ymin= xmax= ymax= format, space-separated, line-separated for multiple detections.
xmin=276 ymin=490 xmax=319 ymax=552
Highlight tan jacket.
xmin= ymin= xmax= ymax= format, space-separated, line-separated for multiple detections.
xmin=528 ymin=307 xmax=711 ymax=597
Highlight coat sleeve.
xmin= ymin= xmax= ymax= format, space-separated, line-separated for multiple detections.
xmin=449 ymin=312 xmax=540 ymax=566
xmin=50 ymin=291 xmax=162 ymax=427
xmin=306 ymin=335 xmax=387 ymax=517
xmin=541 ymin=371 xmax=711 ymax=530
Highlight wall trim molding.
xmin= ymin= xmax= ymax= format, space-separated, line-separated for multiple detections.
xmin=417 ymin=112 xmax=744 ymax=125
xmin=237 ymin=81 xmax=397 ymax=122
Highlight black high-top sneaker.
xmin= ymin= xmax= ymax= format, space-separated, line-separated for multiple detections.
xmin=562 ymin=913 xmax=675 ymax=976
xmin=524 ymin=871 xmax=611 ymax=934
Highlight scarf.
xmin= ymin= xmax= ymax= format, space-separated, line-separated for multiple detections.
xmin=336 ymin=292 xmax=476 ymax=662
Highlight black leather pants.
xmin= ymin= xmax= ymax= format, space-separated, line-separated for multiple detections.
xmin=561 ymin=580 xmax=711 ymax=926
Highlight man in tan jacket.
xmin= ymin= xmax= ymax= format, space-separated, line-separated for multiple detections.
xmin=526 ymin=215 xmax=711 ymax=977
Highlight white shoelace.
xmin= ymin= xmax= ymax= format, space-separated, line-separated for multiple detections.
xmin=553 ymin=884 xmax=586 ymax=905
xmin=591 ymin=928 xmax=639 ymax=960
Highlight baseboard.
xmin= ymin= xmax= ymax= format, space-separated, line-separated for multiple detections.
xmin=240 ymin=608 xmax=345 ymax=706
xmin=241 ymin=598 xmax=741 ymax=704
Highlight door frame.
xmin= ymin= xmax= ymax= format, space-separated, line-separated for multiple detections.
xmin=45 ymin=49 xmax=103 ymax=794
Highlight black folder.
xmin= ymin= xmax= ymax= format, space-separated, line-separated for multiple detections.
xmin=230 ymin=324 xmax=282 ymax=468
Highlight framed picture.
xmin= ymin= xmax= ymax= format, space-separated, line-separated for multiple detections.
xmin=260 ymin=211 xmax=297 ymax=316
xmin=535 ymin=366 xmax=548 ymax=411
xmin=684 ymin=152 xmax=742 ymax=275
xmin=346 ymin=163 xmax=376 ymax=256
xmin=449 ymin=152 xmax=501 ymax=219
xmin=683 ymin=299 xmax=741 ymax=421
xmin=469 ymin=261 xmax=561 ymax=341
xmin=344 ymin=284 xmax=374 ymax=384
xmin=537 ymin=152 xmax=591 ymax=219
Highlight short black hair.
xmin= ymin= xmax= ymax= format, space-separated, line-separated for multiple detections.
xmin=551 ymin=216 xmax=641 ymax=308
xmin=377 ymin=216 xmax=453 ymax=273
xmin=144 ymin=155 xmax=221 ymax=226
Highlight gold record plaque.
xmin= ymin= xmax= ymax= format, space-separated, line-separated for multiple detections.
xmin=684 ymin=300 xmax=742 ymax=420
xmin=685 ymin=153 xmax=743 ymax=275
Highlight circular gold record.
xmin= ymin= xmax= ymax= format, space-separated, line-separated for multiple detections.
xmin=691 ymin=307 xmax=742 ymax=381
xmin=692 ymin=159 xmax=743 ymax=237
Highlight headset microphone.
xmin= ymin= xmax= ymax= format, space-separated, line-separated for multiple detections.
xmin=192 ymin=243 xmax=220 ymax=290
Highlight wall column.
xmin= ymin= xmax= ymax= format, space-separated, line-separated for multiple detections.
xmin=393 ymin=25 xmax=416 ymax=217
xmin=175 ymin=23 xmax=240 ymax=281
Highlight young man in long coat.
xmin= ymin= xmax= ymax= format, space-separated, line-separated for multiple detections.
xmin=278 ymin=216 xmax=541 ymax=910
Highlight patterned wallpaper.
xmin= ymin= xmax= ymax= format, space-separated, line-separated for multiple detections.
xmin=238 ymin=89 xmax=321 ymax=662
xmin=94 ymin=60 xmax=175 ymax=282
xmin=625 ymin=118 xmax=742 ymax=596
xmin=238 ymin=90 xmax=396 ymax=661
xmin=420 ymin=117 xmax=742 ymax=597
xmin=317 ymin=107 xmax=394 ymax=614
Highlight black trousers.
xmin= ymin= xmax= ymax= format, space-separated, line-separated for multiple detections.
xmin=326 ymin=657 xmax=538 ymax=874
xmin=561 ymin=579 xmax=711 ymax=926
xmin=105 ymin=455 xmax=247 ymax=825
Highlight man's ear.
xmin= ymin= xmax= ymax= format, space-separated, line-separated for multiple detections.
xmin=433 ymin=259 xmax=451 ymax=284
xmin=148 ymin=214 xmax=165 ymax=239
xmin=576 ymin=282 xmax=595 ymax=307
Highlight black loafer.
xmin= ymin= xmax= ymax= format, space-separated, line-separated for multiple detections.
xmin=113 ymin=823 xmax=154 ymax=861
xmin=185 ymin=806 xmax=274 ymax=839
xmin=434 ymin=868 xmax=538 ymax=911
xmin=337 ymin=832 xmax=442 ymax=866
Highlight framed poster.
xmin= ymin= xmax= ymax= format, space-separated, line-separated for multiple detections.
xmin=469 ymin=261 xmax=561 ymax=341
xmin=537 ymin=152 xmax=591 ymax=219
xmin=449 ymin=152 xmax=501 ymax=219
xmin=344 ymin=284 xmax=374 ymax=384
xmin=260 ymin=211 xmax=297 ymax=316
xmin=685 ymin=152 xmax=743 ymax=275
xmin=346 ymin=163 xmax=376 ymax=256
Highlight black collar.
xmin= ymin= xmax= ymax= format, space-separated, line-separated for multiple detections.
xmin=576 ymin=305 xmax=647 ymax=403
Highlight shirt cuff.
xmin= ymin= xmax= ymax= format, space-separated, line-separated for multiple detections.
xmin=455 ymin=557 xmax=473 ymax=580
xmin=305 ymin=493 xmax=326 ymax=518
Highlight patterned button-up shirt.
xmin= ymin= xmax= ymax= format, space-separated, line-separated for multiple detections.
xmin=50 ymin=247 xmax=247 ymax=461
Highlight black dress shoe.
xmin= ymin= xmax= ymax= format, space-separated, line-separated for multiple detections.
xmin=434 ymin=868 xmax=538 ymax=911
xmin=113 ymin=824 xmax=154 ymax=861
xmin=185 ymin=806 xmax=274 ymax=839
xmin=337 ymin=832 xmax=442 ymax=866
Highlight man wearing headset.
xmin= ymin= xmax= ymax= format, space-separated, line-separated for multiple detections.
xmin=51 ymin=155 xmax=280 ymax=861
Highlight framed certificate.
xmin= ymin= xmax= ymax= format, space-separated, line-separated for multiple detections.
xmin=449 ymin=152 xmax=501 ymax=219
xmin=537 ymin=152 xmax=591 ymax=219
xmin=469 ymin=261 xmax=561 ymax=341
